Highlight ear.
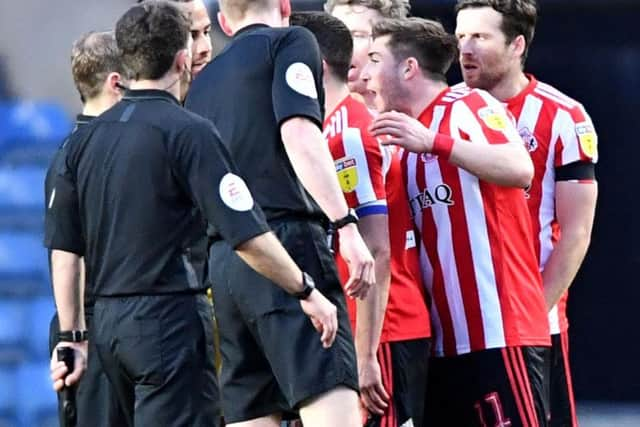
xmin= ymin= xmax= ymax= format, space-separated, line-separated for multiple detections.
xmin=175 ymin=48 xmax=190 ymax=74
xmin=321 ymin=59 xmax=329 ymax=78
xmin=402 ymin=57 xmax=420 ymax=81
xmin=217 ymin=11 xmax=234 ymax=36
xmin=106 ymin=72 xmax=122 ymax=95
xmin=512 ymin=34 xmax=526 ymax=60
xmin=280 ymin=0 xmax=291 ymax=19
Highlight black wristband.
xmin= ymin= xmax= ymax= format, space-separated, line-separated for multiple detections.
xmin=294 ymin=272 xmax=316 ymax=300
xmin=330 ymin=208 xmax=359 ymax=230
xmin=58 ymin=330 xmax=88 ymax=342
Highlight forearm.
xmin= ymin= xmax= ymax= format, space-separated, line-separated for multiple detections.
xmin=235 ymin=231 xmax=303 ymax=295
xmin=281 ymin=118 xmax=349 ymax=221
xmin=541 ymin=231 xmax=592 ymax=310
xmin=51 ymin=250 xmax=85 ymax=331
xmin=448 ymin=140 xmax=533 ymax=188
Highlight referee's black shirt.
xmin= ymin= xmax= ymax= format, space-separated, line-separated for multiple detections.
xmin=45 ymin=89 xmax=269 ymax=296
xmin=185 ymin=24 xmax=325 ymax=222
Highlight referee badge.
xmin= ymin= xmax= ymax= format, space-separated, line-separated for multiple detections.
xmin=285 ymin=62 xmax=318 ymax=99
xmin=219 ymin=173 xmax=254 ymax=211
xmin=335 ymin=157 xmax=358 ymax=193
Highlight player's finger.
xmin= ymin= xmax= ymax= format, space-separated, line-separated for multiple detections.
xmin=345 ymin=264 xmax=365 ymax=297
xmin=362 ymin=387 xmax=387 ymax=415
xmin=311 ymin=317 xmax=323 ymax=334
xmin=320 ymin=318 xmax=332 ymax=348
xmin=327 ymin=308 xmax=338 ymax=347
xmin=50 ymin=364 xmax=67 ymax=382
xmin=374 ymin=381 xmax=390 ymax=402
xmin=351 ymin=262 xmax=373 ymax=300
xmin=52 ymin=378 xmax=65 ymax=392
xmin=369 ymin=123 xmax=403 ymax=138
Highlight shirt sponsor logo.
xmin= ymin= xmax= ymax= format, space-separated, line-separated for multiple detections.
xmin=478 ymin=106 xmax=508 ymax=131
xmin=335 ymin=157 xmax=358 ymax=193
xmin=408 ymin=184 xmax=454 ymax=217
xmin=575 ymin=121 xmax=597 ymax=158
xmin=285 ymin=62 xmax=318 ymax=99
xmin=219 ymin=173 xmax=254 ymax=211
xmin=519 ymin=126 xmax=538 ymax=152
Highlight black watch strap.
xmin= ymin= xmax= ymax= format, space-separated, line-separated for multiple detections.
xmin=58 ymin=330 xmax=88 ymax=342
xmin=331 ymin=208 xmax=359 ymax=230
xmin=294 ymin=272 xmax=316 ymax=300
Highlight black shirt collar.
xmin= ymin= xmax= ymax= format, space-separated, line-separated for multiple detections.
xmin=76 ymin=114 xmax=95 ymax=127
xmin=234 ymin=23 xmax=270 ymax=38
xmin=123 ymin=89 xmax=180 ymax=105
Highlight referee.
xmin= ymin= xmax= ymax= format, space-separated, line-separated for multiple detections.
xmin=185 ymin=0 xmax=375 ymax=425
xmin=48 ymin=3 xmax=339 ymax=427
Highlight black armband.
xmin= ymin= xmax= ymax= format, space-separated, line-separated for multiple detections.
xmin=555 ymin=161 xmax=595 ymax=182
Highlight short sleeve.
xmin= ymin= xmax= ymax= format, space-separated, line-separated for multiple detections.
xmin=43 ymin=145 xmax=85 ymax=255
xmin=272 ymin=27 xmax=324 ymax=129
xmin=554 ymin=104 xmax=598 ymax=167
xmin=170 ymin=121 xmax=270 ymax=247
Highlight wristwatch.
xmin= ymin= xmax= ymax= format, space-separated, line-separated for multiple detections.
xmin=330 ymin=208 xmax=359 ymax=230
xmin=58 ymin=330 xmax=89 ymax=342
xmin=294 ymin=271 xmax=316 ymax=300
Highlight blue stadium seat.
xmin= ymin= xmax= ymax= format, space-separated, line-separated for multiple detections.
xmin=0 ymin=232 xmax=49 ymax=296
xmin=15 ymin=363 xmax=57 ymax=427
xmin=0 ymin=101 xmax=72 ymax=145
xmin=0 ymin=301 xmax=28 ymax=363
xmin=0 ymin=366 xmax=16 ymax=419
xmin=27 ymin=297 xmax=55 ymax=361
xmin=0 ymin=139 xmax=59 ymax=168
xmin=0 ymin=167 xmax=46 ymax=231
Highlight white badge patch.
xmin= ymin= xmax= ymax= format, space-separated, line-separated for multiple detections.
xmin=219 ymin=173 xmax=254 ymax=212
xmin=405 ymin=230 xmax=416 ymax=249
xmin=285 ymin=62 xmax=318 ymax=99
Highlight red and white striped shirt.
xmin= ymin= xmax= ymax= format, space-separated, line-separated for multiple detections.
xmin=324 ymin=95 xmax=431 ymax=343
xmin=403 ymin=87 xmax=550 ymax=356
xmin=505 ymin=75 xmax=598 ymax=334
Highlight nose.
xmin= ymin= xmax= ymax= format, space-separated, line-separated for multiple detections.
xmin=194 ymin=35 xmax=212 ymax=58
xmin=458 ymin=37 xmax=474 ymax=56
xmin=360 ymin=63 xmax=371 ymax=82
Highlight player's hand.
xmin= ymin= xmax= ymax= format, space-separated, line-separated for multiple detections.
xmin=369 ymin=111 xmax=435 ymax=153
xmin=358 ymin=355 xmax=390 ymax=415
xmin=338 ymin=223 xmax=375 ymax=299
xmin=300 ymin=289 xmax=338 ymax=349
xmin=50 ymin=341 xmax=87 ymax=392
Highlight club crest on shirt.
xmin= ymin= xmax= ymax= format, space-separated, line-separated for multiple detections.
xmin=335 ymin=157 xmax=358 ymax=193
xmin=478 ymin=106 xmax=508 ymax=131
xmin=575 ymin=121 xmax=597 ymax=158
xmin=285 ymin=62 xmax=318 ymax=99
xmin=519 ymin=126 xmax=538 ymax=152
xmin=219 ymin=173 xmax=254 ymax=211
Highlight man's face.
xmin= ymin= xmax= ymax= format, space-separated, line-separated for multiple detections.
xmin=330 ymin=5 xmax=382 ymax=105
xmin=361 ymin=35 xmax=408 ymax=113
xmin=186 ymin=0 xmax=212 ymax=78
xmin=455 ymin=7 xmax=515 ymax=91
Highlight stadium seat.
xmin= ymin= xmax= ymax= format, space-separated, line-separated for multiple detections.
xmin=0 ymin=366 xmax=16 ymax=418
xmin=0 ymin=232 xmax=49 ymax=296
xmin=26 ymin=297 xmax=55 ymax=361
xmin=0 ymin=167 xmax=46 ymax=231
xmin=15 ymin=363 xmax=57 ymax=427
xmin=0 ymin=301 xmax=28 ymax=363
xmin=0 ymin=101 xmax=72 ymax=145
xmin=0 ymin=139 xmax=59 ymax=168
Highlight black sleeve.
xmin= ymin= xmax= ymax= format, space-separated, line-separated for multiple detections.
xmin=555 ymin=161 xmax=596 ymax=181
xmin=43 ymin=144 xmax=85 ymax=255
xmin=170 ymin=121 xmax=270 ymax=248
xmin=272 ymin=26 xmax=324 ymax=129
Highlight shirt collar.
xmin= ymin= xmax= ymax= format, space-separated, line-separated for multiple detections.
xmin=123 ymin=89 xmax=180 ymax=105
xmin=234 ymin=23 xmax=270 ymax=38
xmin=75 ymin=114 xmax=95 ymax=127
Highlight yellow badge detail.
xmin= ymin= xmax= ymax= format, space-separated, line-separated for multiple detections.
xmin=575 ymin=122 xmax=598 ymax=158
xmin=478 ymin=107 xmax=508 ymax=131
xmin=335 ymin=157 xmax=358 ymax=193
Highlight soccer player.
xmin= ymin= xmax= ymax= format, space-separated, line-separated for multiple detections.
xmin=363 ymin=17 xmax=551 ymax=426
xmin=48 ymin=3 xmax=339 ymax=426
xmin=45 ymin=30 xmax=127 ymax=427
xmin=185 ymin=0 xmax=376 ymax=425
xmin=291 ymin=11 xmax=431 ymax=427
xmin=325 ymin=0 xmax=410 ymax=108
xmin=455 ymin=1 xmax=598 ymax=425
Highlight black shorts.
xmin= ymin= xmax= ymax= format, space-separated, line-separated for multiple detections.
xmin=426 ymin=346 xmax=550 ymax=427
xmin=365 ymin=338 xmax=431 ymax=427
xmin=49 ymin=312 xmax=127 ymax=427
xmin=209 ymin=220 xmax=358 ymax=423
xmin=549 ymin=332 xmax=577 ymax=427
xmin=93 ymin=293 xmax=220 ymax=427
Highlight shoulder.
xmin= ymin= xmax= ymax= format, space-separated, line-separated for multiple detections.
xmin=531 ymin=80 xmax=589 ymax=119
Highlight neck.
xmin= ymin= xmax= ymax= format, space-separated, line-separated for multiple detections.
xmin=82 ymin=96 xmax=115 ymax=117
xmin=407 ymin=78 xmax=449 ymax=118
xmin=230 ymin=10 xmax=284 ymax=34
xmin=324 ymin=77 xmax=351 ymax=115
xmin=487 ymin=69 xmax=530 ymax=101
xmin=129 ymin=74 xmax=181 ymax=102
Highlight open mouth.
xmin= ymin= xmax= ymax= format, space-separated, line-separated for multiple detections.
xmin=462 ymin=63 xmax=479 ymax=71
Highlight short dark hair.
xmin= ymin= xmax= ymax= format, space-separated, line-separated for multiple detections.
xmin=116 ymin=1 xmax=190 ymax=80
xmin=290 ymin=12 xmax=353 ymax=83
xmin=324 ymin=0 xmax=410 ymax=19
xmin=71 ymin=31 xmax=126 ymax=102
xmin=372 ymin=18 xmax=458 ymax=82
xmin=455 ymin=0 xmax=537 ymax=64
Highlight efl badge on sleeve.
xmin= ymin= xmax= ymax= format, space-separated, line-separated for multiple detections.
xmin=478 ymin=106 xmax=508 ymax=131
xmin=575 ymin=122 xmax=598 ymax=158
xmin=335 ymin=157 xmax=358 ymax=193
